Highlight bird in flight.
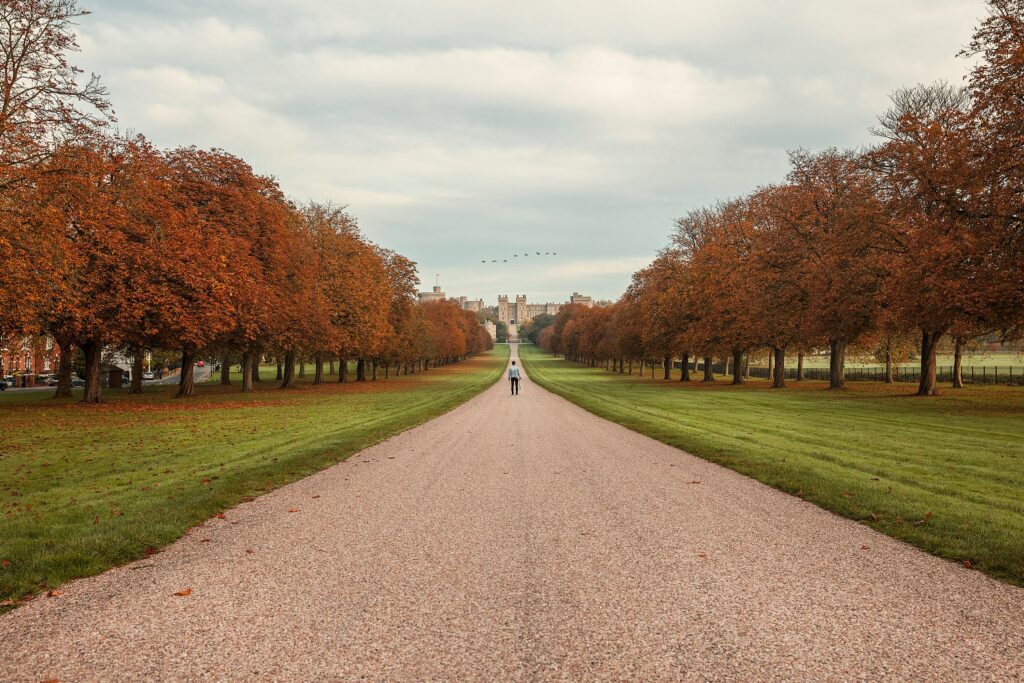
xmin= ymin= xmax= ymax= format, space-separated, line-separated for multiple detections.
xmin=479 ymin=251 xmax=561 ymax=263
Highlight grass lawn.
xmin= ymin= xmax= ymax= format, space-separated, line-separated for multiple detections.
xmin=751 ymin=350 xmax=1024 ymax=370
xmin=518 ymin=344 xmax=1024 ymax=586
xmin=0 ymin=346 xmax=508 ymax=606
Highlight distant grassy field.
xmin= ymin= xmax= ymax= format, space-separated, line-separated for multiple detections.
xmin=0 ymin=346 xmax=508 ymax=606
xmin=748 ymin=350 xmax=1023 ymax=370
xmin=519 ymin=344 xmax=1024 ymax=586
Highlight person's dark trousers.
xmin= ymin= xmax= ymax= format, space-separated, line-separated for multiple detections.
xmin=510 ymin=378 xmax=519 ymax=395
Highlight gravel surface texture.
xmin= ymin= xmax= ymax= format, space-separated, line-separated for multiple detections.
xmin=2 ymin=345 xmax=1023 ymax=681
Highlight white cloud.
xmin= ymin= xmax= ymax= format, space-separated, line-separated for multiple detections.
xmin=79 ymin=0 xmax=984 ymax=301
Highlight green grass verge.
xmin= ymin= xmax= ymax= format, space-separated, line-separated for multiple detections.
xmin=518 ymin=344 xmax=1024 ymax=585
xmin=0 ymin=346 xmax=508 ymax=605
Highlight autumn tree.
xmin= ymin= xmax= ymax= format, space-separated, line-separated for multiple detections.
xmin=783 ymin=150 xmax=889 ymax=389
xmin=872 ymin=84 xmax=993 ymax=395
xmin=746 ymin=185 xmax=816 ymax=388
xmin=0 ymin=0 xmax=111 ymax=375
xmin=0 ymin=0 xmax=111 ymax=187
xmin=962 ymin=0 xmax=1024 ymax=351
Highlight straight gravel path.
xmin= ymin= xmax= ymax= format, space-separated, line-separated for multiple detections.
xmin=2 ymin=345 xmax=1022 ymax=681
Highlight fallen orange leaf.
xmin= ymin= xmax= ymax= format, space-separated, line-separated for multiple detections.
xmin=173 ymin=588 xmax=192 ymax=597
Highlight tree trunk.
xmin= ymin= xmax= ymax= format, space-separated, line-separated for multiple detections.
xmin=628 ymin=360 xmax=633 ymax=375
xmin=329 ymin=359 xmax=335 ymax=375
xmin=663 ymin=355 xmax=671 ymax=380
xmin=54 ymin=340 xmax=74 ymax=398
xmin=385 ymin=364 xmax=390 ymax=379
xmin=371 ymin=362 xmax=378 ymax=381
xmin=952 ymin=337 xmax=964 ymax=388
xmin=314 ymin=353 xmax=324 ymax=385
xmin=241 ymin=351 xmax=254 ymax=393
xmin=220 ymin=353 xmax=231 ymax=385
xmin=732 ymin=349 xmax=744 ymax=385
xmin=131 ymin=348 xmax=145 ymax=394
xmin=280 ymin=351 xmax=296 ymax=389
xmin=797 ymin=352 xmax=805 ymax=381
xmin=773 ymin=346 xmax=786 ymax=388
xmin=298 ymin=359 xmax=305 ymax=378
xmin=81 ymin=339 xmax=103 ymax=403
xmin=703 ymin=355 xmax=714 ymax=382
xmin=680 ymin=353 xmax=690 ymax=381
xmin=767 ymin=350 xmax=774 ymax=382
xmin=338 ymin=357 xmax=348 ymax=383
xmin=917 ymin=330 xmax=941 ymax=396
xmin=176 ymin=348 xmax=196 ymax=398
xmin=884 ymin=349 xmax=894 ymax=384
xmin=828 ymin=338 xmax=846 ymax=390
xmin=275 ymin=360 xmax=282 ymax=380
xmin=356 ymin=358 xmax=367 ymax=381
xmin=251 ymin=357 xmax=261 ymax=383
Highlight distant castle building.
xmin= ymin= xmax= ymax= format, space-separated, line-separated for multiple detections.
xmin=418 ymin=284 xmax=446 ymax=303
xmin=570 ymin=292 xmax=593 ymax=307
xmin=497 ymin=292 xmax=592 ymax=326
xmin=455 ymin=296 xmax=485 ymax=312
xmin=418 ymin=279 xmax=592 ymax=330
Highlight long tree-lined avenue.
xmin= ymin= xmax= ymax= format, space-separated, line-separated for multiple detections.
xmin=1 ymin=346 xmax=1022 ymax=681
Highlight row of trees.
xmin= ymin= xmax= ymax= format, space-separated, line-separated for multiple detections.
xmin=0 ymin=1 xmax=491 ymax=403
xmin=540 ymin=0 xmax=1024 ymax=396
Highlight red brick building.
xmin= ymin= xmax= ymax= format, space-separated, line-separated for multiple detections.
xmin=0 ymin=335 xmax=61 ymax=377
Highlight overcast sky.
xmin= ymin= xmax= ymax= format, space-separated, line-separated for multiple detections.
xmin=78 ymin=1 xmax=982 ymax=304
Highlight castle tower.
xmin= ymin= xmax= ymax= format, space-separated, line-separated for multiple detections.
xmin=514 ymin=295 xmax=527 ymax=324
xmin=498 ymin=295 xmax=510 ymax=325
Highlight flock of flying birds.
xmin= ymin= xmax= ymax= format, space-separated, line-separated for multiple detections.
xmin=481 ymin=252 xmax=558 ymax=263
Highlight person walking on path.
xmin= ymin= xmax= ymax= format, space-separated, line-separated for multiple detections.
xmin=508 ymin=361 xmax=521 ymax=396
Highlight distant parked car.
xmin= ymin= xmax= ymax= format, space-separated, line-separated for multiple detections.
xmin=1 ymin=376 xmax=16 ymax=389
xmin=142 ymin=370 xmax=155 ymax=381
xmin=70 ymin=376 xmax=85 ymax=388
xmin=196 ymin=360 xmax=205 ymax=368
xmin=44 ymin=375 xmax=60 ymax=386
